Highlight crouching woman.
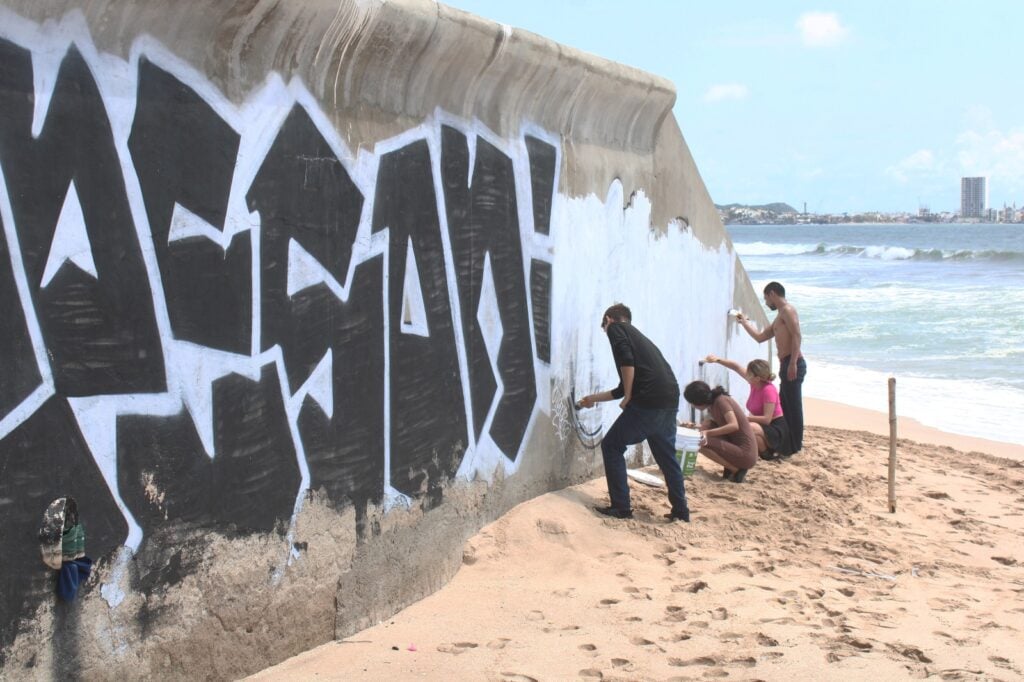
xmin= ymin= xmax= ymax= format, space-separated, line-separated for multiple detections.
xmin=682 ymin=381 xmax=758 ymax=483
xmin=703 ymin=355 xmax=793 ymax=460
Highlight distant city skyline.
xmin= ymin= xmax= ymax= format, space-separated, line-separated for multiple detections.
xmin=444 ymin=1 xmax=1024 ymax=214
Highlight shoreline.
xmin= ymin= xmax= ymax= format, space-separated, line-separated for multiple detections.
xmin=804 ymin=396 xmax=1024 ymax=462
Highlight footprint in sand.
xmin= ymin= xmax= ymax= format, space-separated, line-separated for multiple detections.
xmin=526 ymin=610 xmax=545 ymax=621
xmin=623 ymin=586 xmax=653 ymax=600
xmin=716 ymin=562 xmax=754 ymax=577
xmin=598 ymin=599 xmax=619 ymax=607
xmin=711 ymin=607 xmax=729 ymax=621
xmin=991 ymin=556 xmax=1017 ymax=566
xmin=610 ymin=658 xmax=632 ymax=669
xmin=730 ymin=657 xmax=757 ymax=667
xmin=437 ymin=641 xmax=479 ymax=655
xmin=653 ymin=553 xmax=676 ymax=566
xmin=756 ymin=632 xmax=779 ymax=647
xmin=629 ymin=636 xmax=657 ymax=647
xmin=579 ymin=644 xmax=598 ymax=652
xmin=669 ymin=656 xmax=717 ymax=667
xmin=885 ymin=643 xmax=932 ymax=663
xmin=625 ymin=616 xmax=642 ymax=622
xmin=578 ymin=669 xmax=602 ymax=679
xmin=487 ymin=638 xmax=511 ymax=650
xmin=840 ymin=636 xmax=873 ymax=651
xmin=675 ymin=580 xmax=709 ymax=593
xmin=927 ymin=598 xmax=959 ymax=612
xmin=664 ymin=605 xmax=686 ymax=622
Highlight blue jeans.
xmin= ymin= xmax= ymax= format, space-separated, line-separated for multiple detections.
xmin=600 ymin=405 xmax=688 ymax=516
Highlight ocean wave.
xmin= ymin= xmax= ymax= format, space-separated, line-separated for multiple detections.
xmin=733 ymin=241 xmax=820 ymax=256
xmin=736 ymin=241 xmax=1024 ymax=262
xmin=804 ymin=360 xmax=1024 ymax=446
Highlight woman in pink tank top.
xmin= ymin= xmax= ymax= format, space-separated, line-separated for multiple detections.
xmin=704 ymin=355 xmax=794 ymax=459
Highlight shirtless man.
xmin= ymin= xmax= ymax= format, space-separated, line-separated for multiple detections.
xmin=736 ymin=281 xmax=806 ymax=453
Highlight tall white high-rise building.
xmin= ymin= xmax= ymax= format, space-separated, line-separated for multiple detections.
xmin=960 ymin=177 xmax=988 ymax=218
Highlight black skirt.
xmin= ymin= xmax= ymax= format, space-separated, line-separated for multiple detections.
xmin=762 ymin=416 xmax=794 ymax=458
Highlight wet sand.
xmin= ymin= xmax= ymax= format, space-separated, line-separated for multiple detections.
xmin=250 ymin=398 xmax=1024 ymax=681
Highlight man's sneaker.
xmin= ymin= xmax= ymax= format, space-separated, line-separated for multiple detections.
xmin=594 ymin=505 xmax=633 ymax=519
xmin=664 ymin=509 xmax=690 ymax=523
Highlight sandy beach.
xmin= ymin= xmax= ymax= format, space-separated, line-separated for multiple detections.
xmin=250 ymin=398 xmax=1024 ymax=681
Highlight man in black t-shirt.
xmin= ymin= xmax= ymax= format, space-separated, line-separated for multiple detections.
xmin=578 ymin=303 xmax=690 ymax=522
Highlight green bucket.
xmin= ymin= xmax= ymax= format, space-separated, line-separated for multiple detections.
xmin=675 ymin=448 xmax=698 ymax=477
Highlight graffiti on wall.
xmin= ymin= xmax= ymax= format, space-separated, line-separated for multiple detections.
xmin=0 ymin=11 xmax=557 ymax=650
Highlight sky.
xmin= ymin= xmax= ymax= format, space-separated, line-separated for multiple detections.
xmin=443 ymin=0 xmax=1024 ymax=214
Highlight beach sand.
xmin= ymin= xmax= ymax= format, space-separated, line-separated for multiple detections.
xmin=249 ymin=398 xmax=1024 ymax=681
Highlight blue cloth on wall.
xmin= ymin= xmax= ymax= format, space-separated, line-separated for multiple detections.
xmin=57 ymin=557 xmax=93 ymax=602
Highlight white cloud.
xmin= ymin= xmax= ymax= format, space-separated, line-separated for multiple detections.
xmin=703 ymin=83 xmax=749 ymax=103
xmin=956 ymin=128 xmax=1024 ymax=193
xmin=797 ymin=12 xmax=848 ymax=47
xmin=885 ymin=149 xmax=938 ymax=184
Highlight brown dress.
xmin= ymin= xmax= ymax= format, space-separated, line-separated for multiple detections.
xmin=705 ymin=395 xmax=758 ymax=470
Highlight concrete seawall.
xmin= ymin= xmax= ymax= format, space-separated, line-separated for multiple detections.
xmin=0 ymin=1 xmax=766 ymax=678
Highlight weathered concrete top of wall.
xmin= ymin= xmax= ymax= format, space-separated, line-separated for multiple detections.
xmin=6 ymin=0 xmax=729 ymax=238
xmin=12 ymin=1 xmax=669 ymax=150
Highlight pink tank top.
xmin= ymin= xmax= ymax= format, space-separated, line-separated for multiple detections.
xmin=746 ymin=381 xmax=783 ymax=419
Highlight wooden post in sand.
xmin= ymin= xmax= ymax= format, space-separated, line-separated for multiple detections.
xmin=888 ymin=377 xmax=897 ymax=513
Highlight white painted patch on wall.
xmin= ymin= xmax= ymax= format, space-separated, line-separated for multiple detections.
xmin=548 ymin=182 xmax=762 ymax=452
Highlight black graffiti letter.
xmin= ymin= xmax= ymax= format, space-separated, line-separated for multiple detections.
xmin=375 ymin=140 xmax=467 ymax=501
xmin=247 ymin=105 xmax=385 ymax=518
xmin=0 ymin=42 xmax=164 ymax=395
xmin=525 ymin=135 xmax=555 ymax=364
xmin=441 ymin=128 xmax=535 ymax=460
xmin=0 ymin=209 xmax=41 ymax=422
xmin=129 ymin=59 xmax=250 ymax=353
xmin=117 ymin=364 xmax=300 ymax=539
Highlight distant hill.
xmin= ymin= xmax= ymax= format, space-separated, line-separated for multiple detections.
xmin=715 ymin=202 xmax=798 ymax=214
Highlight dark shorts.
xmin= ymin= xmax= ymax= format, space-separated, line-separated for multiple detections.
xmin=762 ymin=416 xmax=793 ymax=457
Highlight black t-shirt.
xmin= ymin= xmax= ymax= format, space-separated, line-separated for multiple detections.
xmin=606 ymin=322 xmax=680 ymax=409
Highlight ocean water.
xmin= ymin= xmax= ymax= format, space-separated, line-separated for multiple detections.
xmin=727 ymin=223 xmax=1024 ymax=447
